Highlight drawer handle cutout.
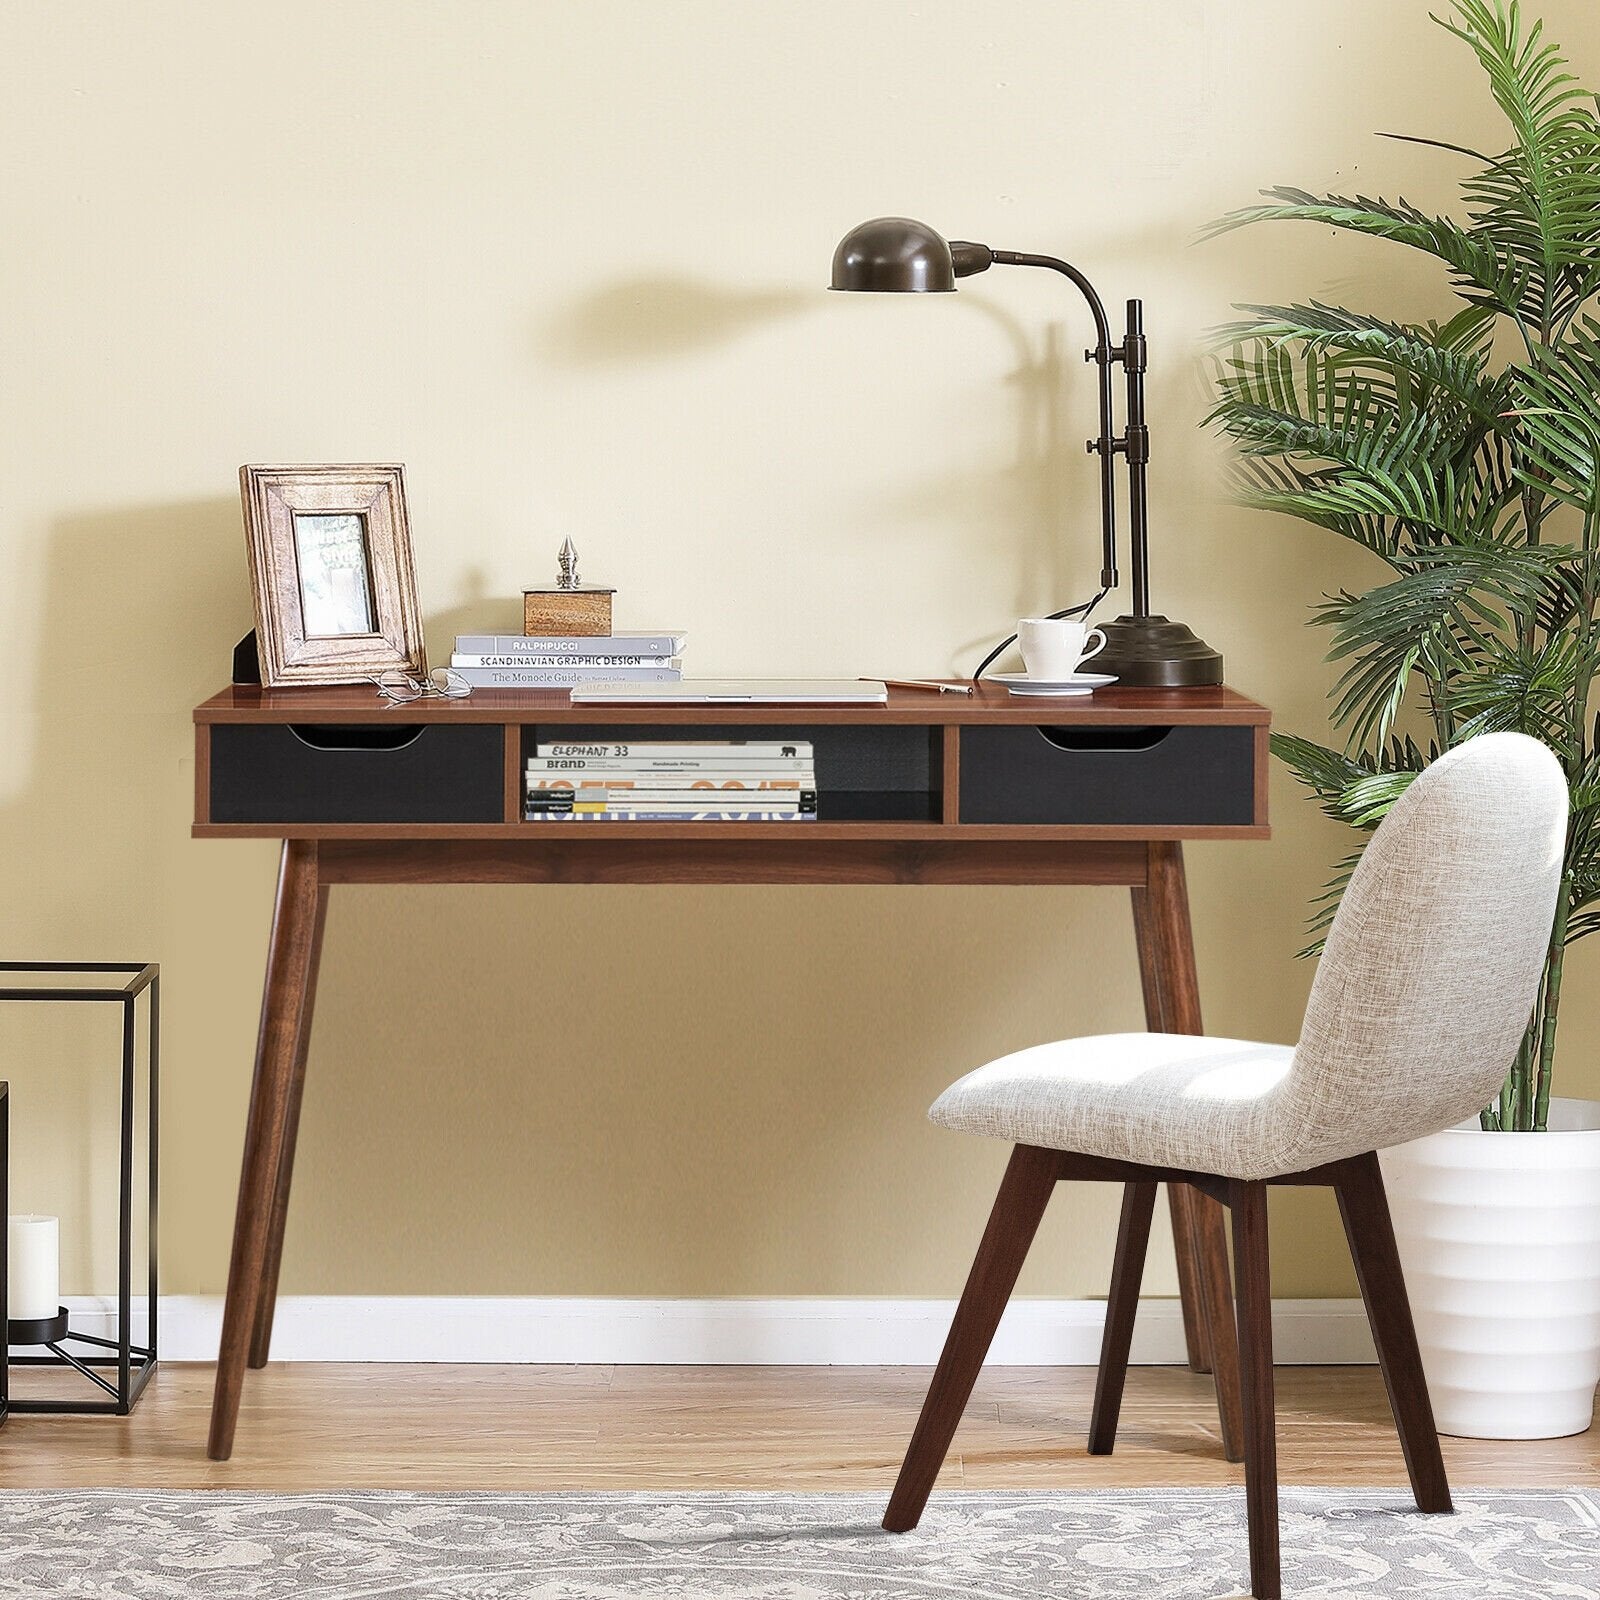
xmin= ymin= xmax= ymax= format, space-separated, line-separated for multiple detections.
xmin=1036 ymin=725 xmax=1172 ymax=753
xmin=287 ymin=724 xmax=426 ymax=752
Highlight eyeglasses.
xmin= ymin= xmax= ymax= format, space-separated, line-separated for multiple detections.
xmin=372 ymin=668 xmax=472 ymax=704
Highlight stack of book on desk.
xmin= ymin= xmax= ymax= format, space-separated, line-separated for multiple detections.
xmin=525 ymin=740 xmax=818 ymax=822
xmin=448 ymin=631 xmax=686 ymax=689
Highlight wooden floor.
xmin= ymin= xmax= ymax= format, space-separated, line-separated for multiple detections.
xmin=0 ymin=1365 xmax=1591 ymax=1490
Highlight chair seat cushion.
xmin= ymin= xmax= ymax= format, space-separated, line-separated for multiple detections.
xmin=930 ymin=1033 xmax=1300 ymax=1179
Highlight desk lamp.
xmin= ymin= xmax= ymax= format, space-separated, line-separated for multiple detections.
xmin=830 ymin=216 xmax=1222 ymax=686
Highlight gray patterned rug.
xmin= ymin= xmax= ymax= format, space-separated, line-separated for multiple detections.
xmin=0 ymin=1489 xmax=1593 ymax=1598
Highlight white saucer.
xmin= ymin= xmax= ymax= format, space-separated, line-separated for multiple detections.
xmin=991 ymin=671 xmax=1118 ymax=697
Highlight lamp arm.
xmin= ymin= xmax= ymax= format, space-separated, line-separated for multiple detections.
xmin=989 ymin=250 xmax=1113 ymax=345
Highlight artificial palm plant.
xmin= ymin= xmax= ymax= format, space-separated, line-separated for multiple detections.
xmin=1208 ymin=0 xmax=1600 ymax=1130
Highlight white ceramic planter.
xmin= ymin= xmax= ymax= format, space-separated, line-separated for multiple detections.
xmin=1380 ymin=1097 xmax=1600 ymax=1439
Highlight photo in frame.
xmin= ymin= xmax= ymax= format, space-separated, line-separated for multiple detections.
xmin=239 ymin=464 xmax=427 ymax=686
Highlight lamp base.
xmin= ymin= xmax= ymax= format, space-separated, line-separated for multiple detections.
xmin=1095 ymin=614 xmax=1223 ymax=688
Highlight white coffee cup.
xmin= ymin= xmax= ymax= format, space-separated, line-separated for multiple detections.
xmin=1018 ymin=618 xmax=1108 ymax=679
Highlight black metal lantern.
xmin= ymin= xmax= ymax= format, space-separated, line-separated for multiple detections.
xmin=0 ymin=962 xmax=159 ymax=1415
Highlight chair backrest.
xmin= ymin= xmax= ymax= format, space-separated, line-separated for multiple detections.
xmin=1278 ymin=731 xmax=1567 ymax=1164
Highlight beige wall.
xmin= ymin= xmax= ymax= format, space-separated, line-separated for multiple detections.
xmin=3 ymin=0 xmax=1598 ymax=1304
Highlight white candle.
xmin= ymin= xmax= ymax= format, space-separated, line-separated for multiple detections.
xmin=9 ymin=1214 xmax=61 ymax=1323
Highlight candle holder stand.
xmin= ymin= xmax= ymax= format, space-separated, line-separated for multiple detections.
xmin=0 ymin=962 xmax=159 ymax=1416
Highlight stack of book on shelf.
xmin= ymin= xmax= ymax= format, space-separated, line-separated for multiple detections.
xmin=525 ymin=740 xmax=818 ymax=822
xmin=448 ymin=631 xmax=686 ymax=689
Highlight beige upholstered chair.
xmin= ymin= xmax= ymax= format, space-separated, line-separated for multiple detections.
xmin=883 ymin=732 xmax=1568 ymax=1600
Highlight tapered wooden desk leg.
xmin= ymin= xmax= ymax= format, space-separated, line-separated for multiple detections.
xmin=249 ymin=884 xmax=329 ymax=1369
xmin=1133 ymin=844 xmax=1246 ymax=1463
xmin=1131 ymin=881 xmax=1212 ymax=1375
xmin=208 ymin=840 xmax=321 ymax=1461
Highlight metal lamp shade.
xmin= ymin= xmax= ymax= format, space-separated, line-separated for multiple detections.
xmin=830 ymin=217 xmax=955 ymax=293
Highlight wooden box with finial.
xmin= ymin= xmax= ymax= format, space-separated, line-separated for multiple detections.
xmin=523 ymin=539 xmax=615 ymax=636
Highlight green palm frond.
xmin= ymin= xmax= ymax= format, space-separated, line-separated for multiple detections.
xmin=1209 ymin=312 xmax=1522 ymax=554
xmin=1332 ymin=768 xmax=1421 ymax=827
xmin=1217 ymin=400 xmax=1455 ymax=482
xmin=1441 ymin=0 xmax=1600 ymax=328
xmin=1316 ymin=542 xmax=1563 ymax=746
xmin=1448 ymin=625 xmax=1594 ymax=745
xmin=1226 ymin=454 xmax=1520 ymax=560
xmin=1508 ymin=325 xmax=1600 ymax=508
xmin=1561 ymin=785 xmax=1600 ymax=943
xmin=1299 ymin=846 xmax=1369 ymax=958
xmin=1568 ymin=746 xmax=1600 ymax=810
xmin=1270 ymin=733 xmax=1375 ymax=812
xmin=1271 ymin=733 xmax=1431 ymax=822
xmin=1274 ymin=737 xmax=1433 ymax=954
xmin=1227 ymin=457 xmax=1402 ymax=560
xmin=1204 ymin=187 xmax=1529 ymax=308
xmin=1212 ymin=302 xmax=1505 ymax=424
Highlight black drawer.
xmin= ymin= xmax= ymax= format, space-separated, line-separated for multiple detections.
xmin=959 ymin=724 xmax=1255 ymax=826
xmin=209 ymin=724 xmax=504 ymax=824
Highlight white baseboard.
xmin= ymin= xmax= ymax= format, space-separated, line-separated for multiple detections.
xmin=60 ymin=1295 xmax=1376 ymax=1366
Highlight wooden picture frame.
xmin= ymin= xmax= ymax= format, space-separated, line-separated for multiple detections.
xmin=240 ymin=464 xmax=427 ymax=687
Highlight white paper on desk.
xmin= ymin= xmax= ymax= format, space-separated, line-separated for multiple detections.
xmin=569 ymin=679 xmax=889 ymax=704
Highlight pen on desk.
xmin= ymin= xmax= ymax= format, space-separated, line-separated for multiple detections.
xmin=867 ymin=677 xmax=975 ymax=695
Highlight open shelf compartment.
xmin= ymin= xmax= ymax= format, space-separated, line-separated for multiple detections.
xmin=518 ymin=723 xmax=944 ymax=825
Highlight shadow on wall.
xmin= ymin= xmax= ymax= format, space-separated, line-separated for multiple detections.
xmin=1 ymin=495 xmax=246 ymax=1293
xmin=425 ymin=584 xmax=522 ymax=668
xmin=8 ymin=496 xmax=246 ymax=941
xmin=540 ymin=274 xmax=1089 ymax=678
xmin=882 ymin=301 xmax=1088 ymax=675
xmin=541 ymin=276 xmax=810 ymax=365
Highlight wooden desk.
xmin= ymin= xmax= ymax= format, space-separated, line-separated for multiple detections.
xmin=194 ymin=682 xmax=1270 ymax=1460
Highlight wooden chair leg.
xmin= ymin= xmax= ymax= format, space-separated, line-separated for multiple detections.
xmin=1334 ymin=1152 xmax=1452 ymax=1514
xmin=1190 ymin=1186 xmax=1246 ymax=1463
xmin=1229 ymin=1179 xmax=1280 ymax=1600
xmin=883 ymin=1143 xmax=1060 ymax=1533
xmin=1165 ymin=1182 xmax=1214 ymax=1373
xmin=1088 ymin=1181 xmax=1157 ymax=1454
